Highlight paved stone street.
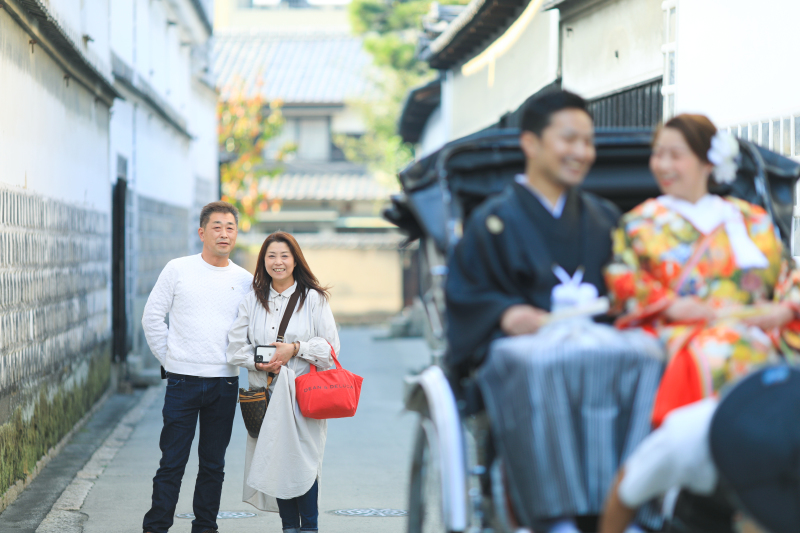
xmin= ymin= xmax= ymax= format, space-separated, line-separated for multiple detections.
xmin=17 ymin=327 xmax=430 ymax=533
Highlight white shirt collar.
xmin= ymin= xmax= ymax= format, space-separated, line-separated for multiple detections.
xmin=515 ymin=174 xmax=566 ymax=219
xmin=269 ymin=281 xmax=298 ymax=299
xmin=657 ymin=194 xmax=769 ymax=269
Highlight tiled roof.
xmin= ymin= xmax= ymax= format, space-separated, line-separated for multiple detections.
xmin=213 ymin=30 xmax=375 ymax=103
xmin=238 ymin=232 xmax=409 ymax=250
xmin=421 ymin=0 xmax=532 ymax=70
xmin=260 ymin=174 xmax=398 ymax=201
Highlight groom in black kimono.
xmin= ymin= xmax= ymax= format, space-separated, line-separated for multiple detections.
xmin=446 ymin=89 xmax=620 ymax=375
xmin=446 ymin=91 xmax=662 ymax=533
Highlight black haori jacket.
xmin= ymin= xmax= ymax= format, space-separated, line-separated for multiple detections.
xmin=445 ymin=181 xmax=620 ymax=376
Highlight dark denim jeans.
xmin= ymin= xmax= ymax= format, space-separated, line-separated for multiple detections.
xmin=142 ymin=373 xmax=238 ymax=533
xmin=276 ymin=479 xmax=319 ymax=531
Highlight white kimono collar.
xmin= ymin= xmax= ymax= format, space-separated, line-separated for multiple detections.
xmin=269 ymin=281 xmax=298 ymax=299
xmin=657 ymin=194 xmax=769 ymax=270
xmin=515 ymin=174 xmax=566 ymax=218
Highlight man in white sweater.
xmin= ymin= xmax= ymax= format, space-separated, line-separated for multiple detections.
xmin=141 ymin=202 xmax=252 ymax=533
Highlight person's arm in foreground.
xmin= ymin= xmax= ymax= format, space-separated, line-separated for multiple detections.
xmin=600 ymin=399 xmax=719 ymax=533
xmin=599 ymin=469 xmax=637 ymax=533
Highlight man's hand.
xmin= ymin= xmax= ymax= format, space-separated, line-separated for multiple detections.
xmin=663 ymin=297 xmax=716 ymax=323
xmin=742 ymin=302 xmax=794 ymax=330
xmin=500 ymin=305 xmax=550 ymax=336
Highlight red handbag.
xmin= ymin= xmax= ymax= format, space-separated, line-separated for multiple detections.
xmin=295 ymin=347 xmax=363 ymax=419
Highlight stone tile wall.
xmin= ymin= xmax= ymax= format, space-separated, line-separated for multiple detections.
xmin=131 ymin=195 xmax=189 ymax=365
xmin=0 ymin=187 xmax=112 ymax=498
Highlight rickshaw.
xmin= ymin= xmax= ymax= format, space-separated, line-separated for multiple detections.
xmin=383 ymin=127 xmax=800 ymax=533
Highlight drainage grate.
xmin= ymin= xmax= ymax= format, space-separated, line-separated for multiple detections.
xmin=176 ymin=511 xmax=256 ymax=519
xmin=330 ymin=509 xmax=408 ymax=517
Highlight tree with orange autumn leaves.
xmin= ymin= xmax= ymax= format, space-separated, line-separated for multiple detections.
xmin=218 ymin=89 xmax=293 ymax=232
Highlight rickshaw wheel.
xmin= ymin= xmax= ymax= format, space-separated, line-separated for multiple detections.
xmin=408 ymin=417 xmax=447 ymax=533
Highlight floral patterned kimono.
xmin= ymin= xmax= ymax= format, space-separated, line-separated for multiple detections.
xmin=605 ymin=195 xmax=800 ymax=426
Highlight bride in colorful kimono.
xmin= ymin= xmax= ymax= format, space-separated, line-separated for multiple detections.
xmin=605 ymin=113 xmax=800 ymax=427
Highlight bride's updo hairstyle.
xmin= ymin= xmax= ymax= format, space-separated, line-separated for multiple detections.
xmin=658 ymin=114 xmax=717 ymax=164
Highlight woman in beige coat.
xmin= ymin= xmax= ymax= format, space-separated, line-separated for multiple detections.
xmin=227 ymin=231 xmax=340 ymax=533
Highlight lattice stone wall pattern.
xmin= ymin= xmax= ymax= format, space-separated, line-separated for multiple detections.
xmin=136 ymin=195 xmax=190 ymax=297
xmin=0 ymin=187 xmax=111 ymax=423
xmin=132 ymin=195 xmax=190 ymax=364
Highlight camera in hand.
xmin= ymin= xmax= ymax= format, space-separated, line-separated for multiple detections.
xmin=254 ymin=345 xmax=276 ymax=364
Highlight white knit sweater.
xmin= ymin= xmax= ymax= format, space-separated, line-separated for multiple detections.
xmin=142 ymin=254 xmax=253 ymax=377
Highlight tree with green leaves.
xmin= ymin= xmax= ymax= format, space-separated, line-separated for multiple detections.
xmin=340 ymin=0 xmax=467 ymax=182
xmin=218 ymin=88 xmax=293 ymax=232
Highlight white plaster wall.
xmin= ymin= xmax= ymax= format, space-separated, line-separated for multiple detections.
xmin=111 ymin=0 xmax=135 ymax=66
xmin=675 ymin=0 xmax=800 ymax=126
xmin=109 ymin=97 xmax=135 ymax=182
xmin=48 ymin=0 xmax=112 ymax=78
xmin=450 ymin=9 xmax=560 ymax=140
xmin=47 ymin=0 xmax=83 ymax=40
xmin=135 ymin=107 xmax=194 ymax=207
xmin=189 ymin=80 xmax=221 ymax=191
xmin=418 ymin=105 xmax=448 ymax=157
xmin=560 ymin=0 xmax=662 ymax=98
xmin=0 ymin=9 xmax=111 ymax=213
xmin=110 ymin=0 xmax=217 ymax=208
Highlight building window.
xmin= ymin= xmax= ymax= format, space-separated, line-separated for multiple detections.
xmin=772 ymin=120 xmax=782 ymax=154
xmin=730 ymin=116 xmax=800 ymax=157
xmin=587 ymin=78 xmax=662 ymax=128
xmin=750 ymin=123 xmax=759 ymax=143
xmin=794 ymin=117 xmax=800 ymax=156
xmin=783 ymin=118 xmax=791 ymax=155
xmin=661 ymin=2 xmax=677 ymax=121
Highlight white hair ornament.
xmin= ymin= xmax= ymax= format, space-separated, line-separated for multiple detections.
xmin=707 ymin=131 xmax=740 ymax=184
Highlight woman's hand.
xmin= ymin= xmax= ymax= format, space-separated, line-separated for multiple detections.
xmin=500 ymin=305 xmax=550 ymax=336
xmin=254 ymin=362 xmax=277 ymax=373
xmin=261 ymin=342 xmax=296 ymax=374
xmin=742 ymin=302 xmax=795 ymax=330
xmin=663 ymin=297 xmax=716 ymax=323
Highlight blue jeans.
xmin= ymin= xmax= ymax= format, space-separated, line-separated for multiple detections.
xmin=276 ymin=479 xmax=319 ymax=531
xmin=142 ymin=373 xmax=238 ymax=533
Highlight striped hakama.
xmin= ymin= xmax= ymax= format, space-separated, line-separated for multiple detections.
xmin=479 ymin=320 xmax=665 ymax=528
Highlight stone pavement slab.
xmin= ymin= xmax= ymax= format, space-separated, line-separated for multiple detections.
xmin=0 ymin=391 xmax=144 ymax=533
xmin=79 ymin=327 xmax=431 ymax=533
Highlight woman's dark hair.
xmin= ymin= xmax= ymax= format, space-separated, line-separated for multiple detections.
xmin=660 ymin=114 xmax=717 ymax=163
xmin=520 ymin=89 xmax=591 ymax=136
xmin=252 ymin=231 xmax=330 ymax=312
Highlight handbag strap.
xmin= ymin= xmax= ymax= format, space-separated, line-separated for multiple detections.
xmin=276 ymin=289 xmax=301 ymax=343
xmin=308 ymin=342 xmax=340 ymax=374
xmin=672 ymin=224 xmax=724 ymax=293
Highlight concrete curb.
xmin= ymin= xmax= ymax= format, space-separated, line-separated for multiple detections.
xmin=0 ymin=387 xmax=114 ymax=515
xmin=35 ymin=386 xmax=161 ymax=533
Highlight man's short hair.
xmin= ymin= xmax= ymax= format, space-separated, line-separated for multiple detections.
xmin=199 ymin=201 xmax=239 ymax=228
xmin=520 ymin=90 xmax=591 ymax=137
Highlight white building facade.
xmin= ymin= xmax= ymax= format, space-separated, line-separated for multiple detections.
xmin=669 ymin=0 xmax=800 ymax=160
xmin=0 ymin=0 xmax=117 ymax=510
xmin=406 ymin=0 xmax=800 ymax=160
xmin=0 ymin=0 xmax=219 ymax=509
xmin=108 ymin=0 xmax=220 ymax=381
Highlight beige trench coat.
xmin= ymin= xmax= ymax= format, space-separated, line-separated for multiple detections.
xmin=227 ymin=283 xmax=340 ymax=511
